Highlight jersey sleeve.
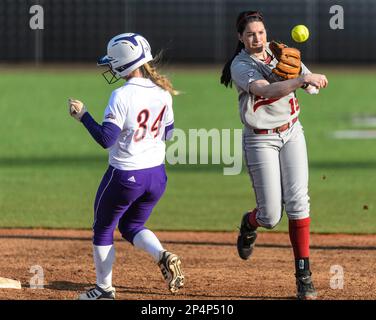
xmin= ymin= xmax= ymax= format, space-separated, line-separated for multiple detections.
xmin=300 ymin=62 xmax=311 ymax=75
xmin=81 ymin=112 xmax=121 ymax=149
xmin=102 ymin=90 xmax=127 ymax=129
xmin=231 ymin=61 xmax=265 ymax=92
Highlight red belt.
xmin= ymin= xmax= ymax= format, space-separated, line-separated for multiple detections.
xmin=254 ymin=117 xmax=298 ymax=134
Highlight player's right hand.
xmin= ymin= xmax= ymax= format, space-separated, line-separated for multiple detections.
xmin=301 ymin=74 xmax=328 ymax=89
xmin=68 ymin=98 xmax=87 ymax=121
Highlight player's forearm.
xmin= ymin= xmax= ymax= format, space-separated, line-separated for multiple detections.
xmin=252 ymin=78 xmax=305 ymax=98
xmin=81 ymin=113 xmax=121 ymax=149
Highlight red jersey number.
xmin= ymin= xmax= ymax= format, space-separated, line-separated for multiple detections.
xmin=133 ymin=109 xmax=150 ymax=142
xmin=151 ymin=105 xmax=166 ymax=138
xmin=134 ymin=106 xmax=167 ymax=142
xmin=289 ymin=98 xmax=300 ymax=115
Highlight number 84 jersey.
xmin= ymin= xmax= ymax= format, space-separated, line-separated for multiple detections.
xmin=103 ymin=77 xmax=174 ymax=170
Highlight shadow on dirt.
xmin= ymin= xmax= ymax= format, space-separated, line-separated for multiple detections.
xmin=44 ymin=281 xmax=91 ymax=291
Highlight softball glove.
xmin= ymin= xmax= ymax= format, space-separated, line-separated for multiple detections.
xmin=269 ymin=40 xmax=301 ymax=80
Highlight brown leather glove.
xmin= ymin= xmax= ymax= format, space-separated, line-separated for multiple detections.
xmin=269 ymin=41 xmax=301 ymax=80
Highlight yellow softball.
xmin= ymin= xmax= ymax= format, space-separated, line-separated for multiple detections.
xmin=291 ymin=25 xmax=309 ymax=43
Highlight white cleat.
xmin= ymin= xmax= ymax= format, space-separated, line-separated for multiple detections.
xmin=158 ymin=251 xmax=185 ymax=293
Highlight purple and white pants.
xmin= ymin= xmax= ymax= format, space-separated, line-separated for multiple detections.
xmin=92 ymin=164 xmax=167 ymax=246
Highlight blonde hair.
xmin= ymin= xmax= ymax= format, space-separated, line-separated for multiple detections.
xmin=141 ymin=62 xmax=179 ymax=96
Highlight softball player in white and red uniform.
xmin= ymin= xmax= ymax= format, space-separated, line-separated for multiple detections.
xmin=68 ymin=33 xmax=184 ymax=299
xmin=221 ymin=11 xmax=328 ymax=299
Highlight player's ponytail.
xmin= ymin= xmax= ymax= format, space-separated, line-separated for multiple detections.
xmin=141 ymin=61 xmax=179 ymax=96
xmin=220 ymin=41 xmax=244 ymax=88
xmin=221 ymin=10 xmax=265 ymax=88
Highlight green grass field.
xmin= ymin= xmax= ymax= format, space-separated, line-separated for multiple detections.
xmin=0 ymin=67 xmax=375 ymax=233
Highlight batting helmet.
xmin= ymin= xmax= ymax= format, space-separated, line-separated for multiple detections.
xmin=97 ymin=33 xmax=153 ymax=84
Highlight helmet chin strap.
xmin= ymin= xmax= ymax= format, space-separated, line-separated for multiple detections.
xmin=101 ymin=69 xmax=121 ymax=84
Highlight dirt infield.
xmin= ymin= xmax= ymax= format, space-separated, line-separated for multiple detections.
xmin=0 ymin=229 xmax=375 ymax=300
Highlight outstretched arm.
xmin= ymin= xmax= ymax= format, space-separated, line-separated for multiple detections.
xmin=249 ymin=73 xmax=328 ymax=99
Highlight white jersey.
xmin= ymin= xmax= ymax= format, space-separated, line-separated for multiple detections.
xmin=102 ymin=77 xmax=174 ymax=170
xmin=230 ymin=43 xmax=311 ymax=129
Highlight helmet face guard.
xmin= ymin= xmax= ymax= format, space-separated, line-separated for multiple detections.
xmin=101 ymin=68 xmax=121 ymax=84
xmin=97 ymin=56 xmax=121 ymax=84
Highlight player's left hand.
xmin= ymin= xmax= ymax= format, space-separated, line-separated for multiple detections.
xmin=68 ymin=98 xmax=87 ymax=121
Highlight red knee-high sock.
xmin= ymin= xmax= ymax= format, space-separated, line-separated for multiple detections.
xmin=289 ymin=217 xmax=310 ymax=259
xmin=248 ymin=209 xmax=260 ymax=229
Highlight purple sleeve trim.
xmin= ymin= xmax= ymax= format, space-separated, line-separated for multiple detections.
xmin=81 ymin=112 xmax=121 ymax=149
xmin=164 ymin=123 xmax=174 ymax=141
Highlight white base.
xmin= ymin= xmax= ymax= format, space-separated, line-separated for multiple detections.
xmin=0 ymin=277 xmax=22 ymax=289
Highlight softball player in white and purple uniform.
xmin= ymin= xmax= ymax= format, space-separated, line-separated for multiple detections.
xmin=221 ymin=11 xmax=328 ymax=299
xmin=69 ymin=33 xmax=184 ymax=300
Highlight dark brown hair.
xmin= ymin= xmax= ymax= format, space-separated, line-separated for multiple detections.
xmin=220 ymin=11 xmax=264 ymax=88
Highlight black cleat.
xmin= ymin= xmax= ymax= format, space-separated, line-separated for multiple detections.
xmin=237 ymin=212 xmax=257 ymax=260
xmin=296 ymin=273 xmax=317 ymax=300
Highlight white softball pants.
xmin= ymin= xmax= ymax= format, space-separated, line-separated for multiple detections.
xmin=243 ymin=121 xmax=310 ymax=229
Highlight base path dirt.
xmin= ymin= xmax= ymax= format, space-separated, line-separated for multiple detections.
xmin=0 ymin=229 xmax=375 ymax=300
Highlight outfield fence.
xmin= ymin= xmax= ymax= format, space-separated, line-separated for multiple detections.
xmin=0 ymin=0 xmax=375 ymax=63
